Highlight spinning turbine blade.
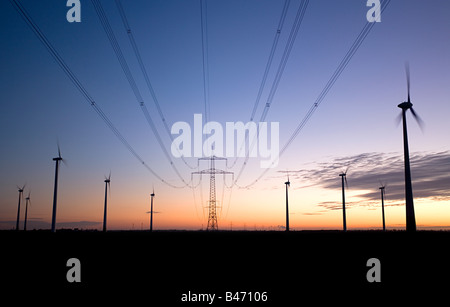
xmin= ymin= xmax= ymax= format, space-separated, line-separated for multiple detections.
xmin=56 ymin=142 xmax=68 ymax=166
xmin=57 ymin=140 xmax=61 ymax=158
xmin=395 ymin=112 xmax=402 ymax=127
xmin=405 ymin=62 xmax=410 ymax=102
xmin=410 ymin=107 xmax=425 ymax=131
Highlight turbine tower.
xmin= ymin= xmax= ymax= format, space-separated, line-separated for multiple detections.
xmin=15 ymin=184 xmax=25 ymax=231
xmin=103 ymin=172 xmax=111 ymax=232
xmin=24 ymin=191 xmax=31 ymax=231
xmin=339 ymin=168 xmax=349 ymax=232
xmin=379 ymin=183 xmax=386 ymax=231
xmin=284 ymin=175 xmax=290 ymax=232
xmin=51 ymin=144 xmax=65 ymax=233
xmin=397 ymin=63 xmax=423 ymax=232
xmin=150 ymin=188 xmax=155 ymax=232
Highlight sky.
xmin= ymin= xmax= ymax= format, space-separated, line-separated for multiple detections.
xmin=1 ymin=0 xmax=450 ymax=231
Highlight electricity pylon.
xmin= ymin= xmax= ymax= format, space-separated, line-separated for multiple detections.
xmin=192 ymin=156 xmax=233 ymax=231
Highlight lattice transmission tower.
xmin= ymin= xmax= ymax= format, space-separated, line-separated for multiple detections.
xmin=192 ymin=156 xmax=233 ymax=231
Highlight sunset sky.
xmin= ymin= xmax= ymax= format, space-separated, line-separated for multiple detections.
xmin=1 ymin=0 xmax=449 ymax=231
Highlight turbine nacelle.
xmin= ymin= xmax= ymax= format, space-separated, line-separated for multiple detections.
xmin=17 ymin=184 xmax=26 ymax=193
xmin=284 ymin=173 xmax=290 ymax=187
xmin=53 ymin=141 xmax=67 ymax=164
xmin=398 ymin=101 xmax=413 ymax=110
xmin=339 ymin=168 xmax=349 ymax=189
xmin=104 ymin=171 xmax=111 ymax=183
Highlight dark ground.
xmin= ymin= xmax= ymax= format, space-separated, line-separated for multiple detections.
xmin=2 ymin=230 xmax=449 ymax=304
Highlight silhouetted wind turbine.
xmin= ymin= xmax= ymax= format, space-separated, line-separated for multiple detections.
xmin=397 ymin=63 xmax=424 ymax=232
xmin=379 ymin=182 xmax=386 ymax=231
xmin=103 ymin=172 xmax=111 ymax=232
xmin=339 ymin=168 xmax=349 ymax=232
xmin=51 ymin=143 xmax=65 ymax=233
xmin=24 ymin=191 xmax=31 ymax=231
xmin=284 ymin=174 xmax=290 ymax=232
xmin=149 ymin=188 xmax=155 ymax=232
xmin=15 ymin=184 xmax=25 ymax=231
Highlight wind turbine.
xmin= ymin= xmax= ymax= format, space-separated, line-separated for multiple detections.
xmin=51 ymin=143 xmax=65 ymax=233
xmin=284 ymin=174 xmax=290 ymax=232
xmin=15 ymin=184 xmax=25 ymax=231
xmin=149 ymin=188 xmax=155 ymax=232
xmin=397 ymin=63 xmax=423 ymax=232
xmin=103 ymin=172 xmax=111 ymax=232
xmin=339 ymin=168 xmax=349 ymax=232
xmin=24 ymin=191 xmax=31 ymax=231
xmin=379 ymin=182 xmax=386 ymax=231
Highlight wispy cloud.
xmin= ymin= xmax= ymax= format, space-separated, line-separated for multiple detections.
xmin=279 ymin=151 xmax=450 ymax=212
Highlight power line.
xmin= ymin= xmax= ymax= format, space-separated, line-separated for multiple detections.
xmin=249 ymin=0 xmax=291 ymax=122
xmin=235 ymin=0 xmax=392 ymax=189
xmin=280 ymin=0 xmax=392 ymax=156
xmin=114 ymin=0 xmax=197 ymax=169
xmin=200 ymin=0 xmax=210 ymax=124
xmin=91 ymin=0 xmax=190 ymax=187
xmin=232 ymin=0 xmax=309 ymax=182
xmin=259 ymin=0 xmax=309 ymax=122
xmin=10 ymin=0 xmax=185 ymax=189
xmin=227 ymin=0 xmax=291 ymax=170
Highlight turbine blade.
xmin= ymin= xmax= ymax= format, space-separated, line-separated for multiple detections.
xmin=405 ymin=61 xmax=410 ymax=102
xmin=344 ymin=166 xmax=349 ymax=175
xmin=410 ymin=107 xmax=425 ymax=131
xmin=57 ymin=140 xmax=61 ymax=158
xmin=344 ymin=176 xmax=348 ymax=189
xmin=395 ymin=112 xmax=402 ymax=127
